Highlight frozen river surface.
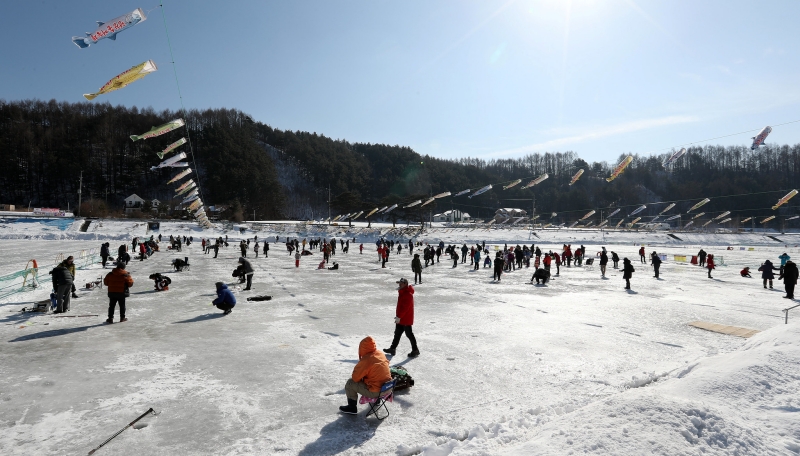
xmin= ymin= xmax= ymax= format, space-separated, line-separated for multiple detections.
xmin=0 ymin=228 xmax=797 ymax=455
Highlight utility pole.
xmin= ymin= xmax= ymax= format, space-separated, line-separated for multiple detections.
xmin=327 ymin=185 xmax=331 ymax=224
xmin=77 ymin=171 xmax=83 ymax=217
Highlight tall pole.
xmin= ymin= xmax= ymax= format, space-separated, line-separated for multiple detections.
xmin=327 ymin=185 xmax=331 ymax=224
xmin=77 ymin=171 xmax=83 ymax=217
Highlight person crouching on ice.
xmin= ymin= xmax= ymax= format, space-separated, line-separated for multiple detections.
xmin=212 ymin=282 xmax=236 ymax=315
xmin=339 ymin=336 xmax=392 ymax=415
xmin=741 ymin=267 xmax=752 ymax=278
xmin=149 ymin=273 xmax=171 ymax=291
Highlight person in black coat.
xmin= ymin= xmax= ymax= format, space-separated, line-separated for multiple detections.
xmin=611 ymin=251 xmax=619 ymax=269
xmin=758 ymin=260 xmax=779 ymax=289
xmin=238 ymin=257 xmax=254 ymax=290
xmin=411 ymin=254 xmax=422 ymax=284
xmin=50 ymin=262 xmax=74 ymax=313
xmin=651 ymin=251 xmax=662 ymax=278
xmin=530 ymin=267 xmax=550 ymax=284
xmin=100 ymin=242 xmax=110 ymax=268
xmin=493 ymin=253 xmax=504 ymax=282
xmin=599 ymin=250 xmax=608 ymax=277
xmin=780 ymin=260 xmax=799 ymax=299
xmin=622 ymin=258 xmax=635 ymax=290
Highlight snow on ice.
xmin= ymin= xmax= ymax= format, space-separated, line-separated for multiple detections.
xmin=0 ymin=219 xmax=799 ymax=455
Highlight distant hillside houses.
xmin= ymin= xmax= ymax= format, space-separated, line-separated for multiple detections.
xmin=125 ymin=193 xmax=144 ymax=209
xmin=433 ymin=209 xmax=471 ymax=223
xmin=494 ymin=208 xmax=527 ymax=224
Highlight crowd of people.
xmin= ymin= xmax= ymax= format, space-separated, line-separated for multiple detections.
xmin=43 ymin=230 xmax=800 ymax=417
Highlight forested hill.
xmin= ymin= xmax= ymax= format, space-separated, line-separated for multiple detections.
xmin=3 ymin=99 xmax=800 ymax=224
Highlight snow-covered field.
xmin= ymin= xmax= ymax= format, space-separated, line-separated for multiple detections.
xmin=1 ymin=219 xmax=798 ymax=455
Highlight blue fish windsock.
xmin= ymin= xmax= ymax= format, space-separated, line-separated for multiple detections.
xmin=469 ymin=184 xmax=492 ymax=199
xmin=73 ymin=8 xmax=147 ymax=48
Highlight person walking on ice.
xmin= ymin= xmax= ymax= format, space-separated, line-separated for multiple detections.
xmin=639 ymin=246 xmax=646 ymax=264
xmin=339 ymin=336 xmax=392 ymax=415
xmin=411 ymin=254 xmax=422 ymax=284
xmin=383 ymin=278 xmax=420 ymax=357
xmin=103 ymin=261 xmax=134 ymax=324
xmin=599 ymin=249 xmax=608 ymax=278
xmin=493 ymin=252 xmax=504 ymax=282
xmin=622 ymin=257 xmax=634 ymax=290
xmin=781 ymin=260 xmax=799 ymax=299
xmin=651 ymin=251 xmax=662 ymax=278
xmin=706 ymin=254 xmax=715 ymax=279
xmin=759 ymin=260 xmax=779 ymax=289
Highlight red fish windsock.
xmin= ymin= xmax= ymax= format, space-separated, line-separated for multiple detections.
xmin=663 ymin=148 xmax=687 ymax=167
xmin=751 ymin=126 xmax=772 ymax=150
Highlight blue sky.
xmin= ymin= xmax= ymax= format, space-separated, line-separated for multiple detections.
xmin=2 ymin=0 xmax=800 ymax=163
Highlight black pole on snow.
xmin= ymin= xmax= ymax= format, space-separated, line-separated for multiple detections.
xmin=88 ymin=408 xmax=157 ymax=455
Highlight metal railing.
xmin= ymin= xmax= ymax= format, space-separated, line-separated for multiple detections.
xmin=783 ymin=303 xmax=800 ymax=324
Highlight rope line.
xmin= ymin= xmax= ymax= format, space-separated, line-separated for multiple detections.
xmin=159 ymin=2 xmax=207 ymax=221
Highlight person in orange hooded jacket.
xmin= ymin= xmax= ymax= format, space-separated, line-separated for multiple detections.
xmin=383 ymin=278 xmax=420 ymax=358
xmin=339 ymin=336 xmax=392 ymax=415
xmin=103 ymin=261 xmax=134 ymax=323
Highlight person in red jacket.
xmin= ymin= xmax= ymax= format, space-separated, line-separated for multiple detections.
xmin=706 ymin=254 xmax=715 ymax=279
xmin=639 ymin=246 xmax=646 ymax=263
xmin=383 ymin=278 xmax=420 ymax=357
xmin=553 ymin=251 xmax=561 ymax=275
xmin=339 ymin=335 xmax=392 ymax=415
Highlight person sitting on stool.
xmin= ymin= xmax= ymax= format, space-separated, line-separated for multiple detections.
xmin=339 ymin=336 xmax=391 ymax=415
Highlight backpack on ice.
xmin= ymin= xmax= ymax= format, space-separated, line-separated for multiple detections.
xmin=390 ymin=366 xmax=415 ymax=392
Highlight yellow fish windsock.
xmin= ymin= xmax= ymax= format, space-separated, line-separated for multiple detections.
xmin=84 ymin=60 xmax=157 ymax=101
xmin=772 ymin=190 xmax=798 ymax=210
xmin=569 ymin=169 xmax=584 ymax=185
xmin=606 ymin=156 xmax=633 ymax=182
xmin=687 ymin=198 xmax=710 ymax=213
